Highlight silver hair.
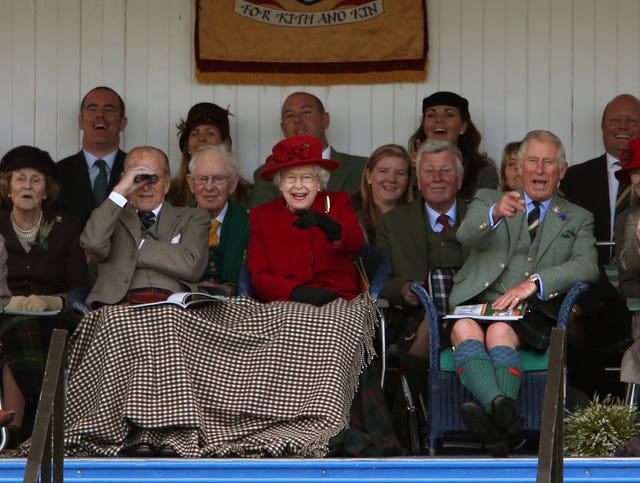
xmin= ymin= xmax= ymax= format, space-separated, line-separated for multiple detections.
xmin=273 ymin=164 xmax=331 ymax=190
xmin=188 ymin=145 xmax=238 ymax=176
xmin=415 ymin=140 xmax=464 ymax=178
xmin=518 ymin=130 xmax=567 ymax=167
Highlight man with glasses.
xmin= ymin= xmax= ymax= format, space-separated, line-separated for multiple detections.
xmin=81 ymin=146 xmax=210 ymax=309
xmin=187 ymin=146 xmax=248 ymax=295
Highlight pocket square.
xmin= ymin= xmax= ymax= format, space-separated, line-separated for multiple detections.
xmin=171 ymin=234 xmax=182 ymax=244
xmin=561 ymin=231 xmax=575 ymax=238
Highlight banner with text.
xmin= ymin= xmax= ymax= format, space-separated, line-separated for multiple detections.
xmin=195 ymin=0 xmax=428 ymax=85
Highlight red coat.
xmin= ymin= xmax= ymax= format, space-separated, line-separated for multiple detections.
xmin=248 ymin=191 xmax=364 ymax=302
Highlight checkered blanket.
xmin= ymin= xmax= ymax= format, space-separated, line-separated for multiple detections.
xmin=63 ymin=295 xmax=378 ymax=457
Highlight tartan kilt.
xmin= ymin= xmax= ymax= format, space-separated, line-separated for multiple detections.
xmin=0 ymin=312 xmax=79 ymax=436
xmin=63 ymin=295 xmax=381 ymax=458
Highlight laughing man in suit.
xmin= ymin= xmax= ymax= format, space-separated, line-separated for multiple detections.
xmin=448 ymin=130 xmax=599 ymax=456
xmin=249 ymin=91 xmax=367 ymax=207
xmin=81 ymin=146 xmax=210 ymax=308
xmin=55 ymin=86 xmax=128 ymax=226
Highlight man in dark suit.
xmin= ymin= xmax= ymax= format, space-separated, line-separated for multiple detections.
xmin=249 ymin=91 xmax=367 ymax=207
xmin=55 ymin=86 xmax=128 ymax=226
xmin=561 ymin=94 xmax=640 ymax=262
xmin=81 ymin=146 xmax=210 ymax=308
xmin=449 ymin=130 xmax=599 ymax=456
xmin=560 ymin=94 xmax=640 ymax=394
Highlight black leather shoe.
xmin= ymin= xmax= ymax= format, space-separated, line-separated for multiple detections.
xmin=158 ymin=445 xmax=178 ymax=457
xmin=124 ymin=443 xmax=157 ymax=457
xmin=490 ymin=395 xmax=524 ymax=436
xmin=461 ymin=401 xmax=510 ymax=457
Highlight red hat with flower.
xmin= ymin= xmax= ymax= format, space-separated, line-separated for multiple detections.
xmin=615 ymin=137 xmax=640 ymax=184
xmin=260 ymin=134 xmax=339 ymax=181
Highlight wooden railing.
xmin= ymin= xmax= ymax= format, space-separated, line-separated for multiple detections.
xmin=536 ymin=327 xmax=565 ymax=483
xmin=23 ymin=329 xmax=67 ymax=483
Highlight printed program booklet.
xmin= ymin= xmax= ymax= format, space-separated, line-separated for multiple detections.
xmin=444 ymin=302 xmax=527 ymax=321
xmin=128 ymin=291 xmax=228 ymax=309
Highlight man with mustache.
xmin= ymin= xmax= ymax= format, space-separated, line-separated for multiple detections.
xmin=55 ymin=86 xmax=128 ymax=226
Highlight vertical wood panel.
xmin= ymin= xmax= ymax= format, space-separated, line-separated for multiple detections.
xmin=0 ymin=0 xmax=15 ymax=152
xmin=617 ymin=0 xmax=640 ymax=95
xmin=548 ymin=0 xmax=572 ymax=161
xmin=481 ymin=0 xmax=507 ymax=161
xmin=57 ymin=0 xmax=81 ymax=159
xmin=124 ymin=0 xmax=149 ymax=150
xmin=34 ymin=0 xmax=59 ymax=153
xmin=460 ymin=0 xmax=484 ymax=149
xmin=146 ymin=0 xmax=171 ymax=152
xmin=437 ymin=0 xmax=462 ymax=90
xmin=80 ymin=0 xmax=104 ymax=90
xmin=168 ymin=0 xmax=193 ymax=168
xmin=504 ymin=0 xmax=528 ymax=144
xmin=12 ymin=1 xmax=36 ymax=146
xmin=526 ymin=0 xmax=551 ymax=130
xmin=572 ymin=0 xmax=597 ymax=163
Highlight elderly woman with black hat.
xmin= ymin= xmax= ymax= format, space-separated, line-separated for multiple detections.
xmin=0 ymin=146 xmax=89 ymax=447
xmin=170 ymin=102 xmax=253 ymax=208
xmin=247 ymin=134 xmax=364 ymax=305
xmin=408 ymin=91 xmax=498 ymax=200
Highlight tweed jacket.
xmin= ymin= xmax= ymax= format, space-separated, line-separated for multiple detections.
xmin=249 ymin=148 xmax=367 ymax=207
xmin=377 ymin=198 xmax=469 ymax=307
xmin=81 ymin=198 xmax=210 ymax=307
xmin=449 ymin=189 xmax=599 ymax=317
xmin=247 ymin=191 xmax=363 ymax=302
xmin=55 ymin=149 xmax=127 ymax=226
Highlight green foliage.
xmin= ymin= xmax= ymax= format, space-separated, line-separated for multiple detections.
xmin=564 ymin=394 xmax=638 ymax=457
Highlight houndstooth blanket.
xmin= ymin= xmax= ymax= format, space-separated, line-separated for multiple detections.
xmin=63 ymin=294 xmax=378 ymax=457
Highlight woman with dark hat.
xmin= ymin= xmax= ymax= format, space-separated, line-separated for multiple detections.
xmin=0 ymin=146 xmax=89 ymax=447
xmin=615 ymin=137 xmax=640 ymax=298
xmin=170 ymin=102 xmax=253 ymax=207
xmin=408 ymin=91 xmax=498 ymax=200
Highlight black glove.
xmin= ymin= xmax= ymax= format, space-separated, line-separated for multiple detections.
xmin=290 ymin=285 xmax=338 ymax=306
xmin=292 ymin=209 xmax=342 ymax=242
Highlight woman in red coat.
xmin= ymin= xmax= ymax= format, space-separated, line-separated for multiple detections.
xmin=248 ymin=134 xmax=363 ymax=305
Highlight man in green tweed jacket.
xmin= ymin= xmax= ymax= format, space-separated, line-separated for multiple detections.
xmin=448 ymin=130 xmax=599 ymax=457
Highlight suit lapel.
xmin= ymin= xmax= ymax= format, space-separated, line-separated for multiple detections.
xmin=536 ymin=195 xmax=567 ymax=258
xmin=405 ymin=200 xmax=429 ymax=268
xmin=122 ymin=205 xmax=142 ymax=243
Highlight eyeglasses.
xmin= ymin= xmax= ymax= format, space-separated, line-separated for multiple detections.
xmin=282 ymin=174 xmax=318 ymax=185
xmin=193 ymin=175 xmax=231 ymax=187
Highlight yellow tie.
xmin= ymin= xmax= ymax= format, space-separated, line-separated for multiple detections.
xmin=209 ymin=219 xmax=221 ymax=247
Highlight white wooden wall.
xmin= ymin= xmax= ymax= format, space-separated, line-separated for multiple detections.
xmin=0 ymin=0 xmax=639 ymax=181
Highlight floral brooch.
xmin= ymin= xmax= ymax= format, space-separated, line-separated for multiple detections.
xmin=551 ymin=205 xmax=567 ymax=221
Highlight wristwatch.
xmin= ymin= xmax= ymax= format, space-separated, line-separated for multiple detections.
xmin=528 ymin=274 xmax=541 ymax=292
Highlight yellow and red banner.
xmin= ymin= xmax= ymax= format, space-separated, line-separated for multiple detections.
xmin=195 ymin=0 xmax=428 ymax=85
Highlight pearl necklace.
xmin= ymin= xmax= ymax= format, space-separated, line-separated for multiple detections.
xmin=11 ymin=211 xmax=43 ymax=240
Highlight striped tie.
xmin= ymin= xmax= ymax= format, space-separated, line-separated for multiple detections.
xmin=437 ymin=214 xmax=451 ymax=235
xmin=528 ymin=201 xmax=540 ymax=241
xmin=615 ymin=183 xmax=631 ymax=220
